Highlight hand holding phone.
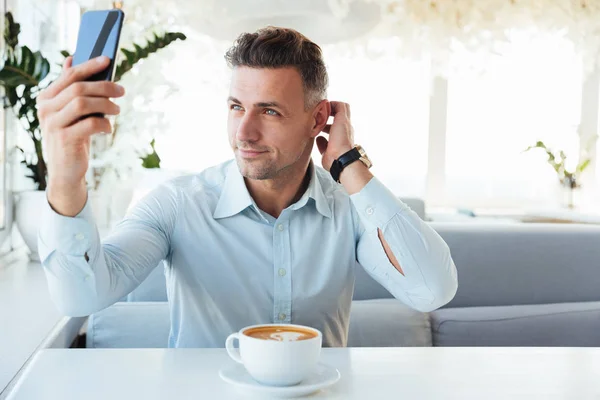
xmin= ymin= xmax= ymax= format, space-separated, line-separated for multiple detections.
xmin=36 ymin=10 xmax=126 ymax=216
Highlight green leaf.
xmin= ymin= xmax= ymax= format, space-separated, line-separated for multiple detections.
xmin=523 ymin=141 xmax=547 ymax=153
xmin=140 ymin=139 xmax=161 ymax=168
xmin=577 ymin=159 xmax=591 ymax=174
xmin=559 ymin=150 xmax=567 ymax=161
xmin=4 ymin=12 xmax=20 ymax=50
xmin=0 ymin=45 xmax=50 ymax=87
xmin=114 ymin=31 xmax=186 ymax=82
xmin=3 ymin=86 xmax=19 ymax=108
xmin=120 ymin=48 xmax=135 ymax=65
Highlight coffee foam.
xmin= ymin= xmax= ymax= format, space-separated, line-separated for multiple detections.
xmin=269 ymin=331 xmax=306 ymax=342
xmin=244 ymin=326 xmax=317 ymax=342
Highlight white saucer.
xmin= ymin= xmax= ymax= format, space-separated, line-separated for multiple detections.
xmin=219 ymin=363 xmax=341 ymax=398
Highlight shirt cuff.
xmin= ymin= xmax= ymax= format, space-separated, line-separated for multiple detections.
xmin=38 ymin=192 xmax=96 ymax=261
xmin=350 ymin=177 xmax=406 ymax=231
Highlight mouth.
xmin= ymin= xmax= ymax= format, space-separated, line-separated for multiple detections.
xmin=237 ymin=149 xmax=267 ymax=159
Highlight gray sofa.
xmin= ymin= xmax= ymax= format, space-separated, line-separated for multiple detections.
xmin=86 ymin=222 xmax=600 ymax=348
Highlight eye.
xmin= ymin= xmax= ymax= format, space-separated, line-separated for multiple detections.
xmin=265 ymin=109 xmax=280 ymax=116
xmin=230 ymin=104 xmax=243 ymax=111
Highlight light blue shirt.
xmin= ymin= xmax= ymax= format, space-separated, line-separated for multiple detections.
xmin=38 ymin=160 xmax=457 ymax=347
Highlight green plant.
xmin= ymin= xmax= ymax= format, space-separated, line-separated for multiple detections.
xmin=140 ymin=138 xmax=161 ymax=168
xmin=0 ymin=11 xmax=186 ymax=190
xmin=523 ymin=140 xmax=592 ymax=189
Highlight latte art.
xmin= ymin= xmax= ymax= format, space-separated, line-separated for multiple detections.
xmin=244 ymin=326 xmax=318 ymax=341
xmin=270 ymin=331 xmax=309 ymax=342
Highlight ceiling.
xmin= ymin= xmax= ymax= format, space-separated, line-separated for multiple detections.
xmin=89 ymin=0 xmax=385 ymax=44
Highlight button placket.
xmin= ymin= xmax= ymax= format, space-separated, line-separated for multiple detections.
xmin=272 ymin=218 xmax=292 ymax=324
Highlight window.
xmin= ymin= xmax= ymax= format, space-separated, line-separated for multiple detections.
xmin=8 ymin=0 xmax=73 ymax=191
xmin=34 ymin=5 xmax=594 ymax=212
xmin=322 ymin=52 xmax=429 ymax=197
xmin=444 ymin=34 xmax=583 ymax=208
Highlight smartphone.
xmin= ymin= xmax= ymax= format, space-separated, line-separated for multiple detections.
xmin=72 ymin=9 xmax=124 ymax=83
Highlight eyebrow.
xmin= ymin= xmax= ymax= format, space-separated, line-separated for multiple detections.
xmin=227 ymin=96 xmax=289 ymax=114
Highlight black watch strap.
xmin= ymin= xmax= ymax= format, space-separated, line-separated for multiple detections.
xmin=330 ymin=148 xmax=361 ymax=183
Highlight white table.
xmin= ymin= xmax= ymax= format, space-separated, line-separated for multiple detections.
xmin=0 ymin=251 xmax=85 ymax=397
xmin=6 ymin=347 xmax=600 ymax=399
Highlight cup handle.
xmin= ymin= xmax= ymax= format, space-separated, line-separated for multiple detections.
xmin=225 ymin=333 xmax=243 ymax=364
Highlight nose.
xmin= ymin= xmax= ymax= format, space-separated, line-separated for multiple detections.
xmin=236 ymin=112 xmax=260 ymax=143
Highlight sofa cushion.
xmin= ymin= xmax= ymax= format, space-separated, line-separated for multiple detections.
xmin=87 ymin=302 xmax=170 ymax=348
xmin=431 ymin=301 xmax=600 ymax=347
xmin=347 ymin=299 xmax=432 ymax=347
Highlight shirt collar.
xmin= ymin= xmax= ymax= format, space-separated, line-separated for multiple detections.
xmin=213 ymin=161 xmax=255 ymax=219
xmin=289 ymin=161 xmax=332 ymax=219
xmin=213 ymin=160 xmax=332 ymax=220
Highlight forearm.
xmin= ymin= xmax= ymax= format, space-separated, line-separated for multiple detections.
xmin=47 ymin=179 xmax=88 ymax=217
xmin=40 ymin=225 xmax=110 ymax=317
xmin=352 ymin=177 xmax=458 ymax=312
xmin=38 ymin=197 xmax=113 ymax=316
xmin=340 ymin=163 xmax=405 ymax=275
xmin=39 ymin=188 xmax=172 ymax=316
xmin=339 ymin=161 xmax=373 ymax=195
xmin=371 ymin=209 xmax=458 ymax=311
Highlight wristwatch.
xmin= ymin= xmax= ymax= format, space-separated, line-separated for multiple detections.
xmin=330 ymin=145 xmax=373 ymax=183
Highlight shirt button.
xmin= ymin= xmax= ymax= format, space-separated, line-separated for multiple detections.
xmin=84 ymin=275 xmax=91 ymax=281
xmin=366 ymin=207 xmax=374 ymax=215
xmin=279 ymin=313 xmax=286 ymax=321
xmin=278 ymin=268 xmax=287 ymax=277
xmin=277 ymin=224 xmax=284 ymax=231
xmin=75 ymin=233 xmax=85 ymax=240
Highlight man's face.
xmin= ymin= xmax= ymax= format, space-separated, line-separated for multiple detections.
xmin=227 ymin=66 xmax=317 ymax=180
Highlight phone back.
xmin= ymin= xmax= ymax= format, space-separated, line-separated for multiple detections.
xmin=72 ymin=9 xmax=124 ymax=82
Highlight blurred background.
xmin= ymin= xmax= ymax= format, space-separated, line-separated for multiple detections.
xmin=2 ymin=0 xmax=600 ymax=253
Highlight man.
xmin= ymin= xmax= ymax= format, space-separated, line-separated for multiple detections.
xmin=37 ymin=27 xmax=457 ymax=347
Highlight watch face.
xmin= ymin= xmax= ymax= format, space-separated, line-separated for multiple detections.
xmin=355 ymin=145 xmax=372 ymax=168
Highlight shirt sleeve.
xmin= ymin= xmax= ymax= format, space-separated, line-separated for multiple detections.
xmin=350 ymin=177 xmax=458 ymax=312
xmin=37 ymin=182 xmax=179 ymax=316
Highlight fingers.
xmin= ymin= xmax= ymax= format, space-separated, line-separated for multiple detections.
xmin=40 ymin=81 xmax=125 ymax=115
xmin=63 ymin=56 xmax=73 ymax=70
xmin=63 ymin=116 xmax=113 ymax=139
xmin=316 ymin=136 xmax=328 ymax=155
xmin=48 ymin=97 xmax=120 ymax=129
xmin=38 ymin=56 xmax=110 ymax=101
xmin=329 ymin=101 xmax=351 ymax=119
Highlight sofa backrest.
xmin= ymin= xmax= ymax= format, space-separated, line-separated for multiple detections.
xmin=353 ymin=222 xmax=600 ymax=307
xmin=437 ymin=222 xmax=600 ymax=308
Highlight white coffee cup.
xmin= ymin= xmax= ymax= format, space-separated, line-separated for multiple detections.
xmin=225 ymin=323 xmax=322 ymax=386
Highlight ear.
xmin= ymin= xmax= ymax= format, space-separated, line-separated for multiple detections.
xmin=310 ymin=100 xmax=330 ymax=138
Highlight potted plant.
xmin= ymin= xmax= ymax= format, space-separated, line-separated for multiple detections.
xmin=0 ymin=11 xmax=185 ymax=260
xmin=523 ymin=140 xmax=592 ymax=209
